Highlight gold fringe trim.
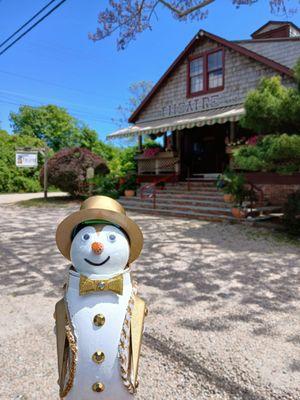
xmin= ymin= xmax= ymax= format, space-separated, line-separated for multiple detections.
xmin=118 ymin=280 xmax=138 ymax=394
xmin=60 ymin=323 xmax=78 ymax=399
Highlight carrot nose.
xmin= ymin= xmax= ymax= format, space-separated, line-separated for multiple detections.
xmin=91 ymin=242 xmax=104 ymax=254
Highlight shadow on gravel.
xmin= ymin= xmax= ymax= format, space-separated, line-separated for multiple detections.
xmin=144 ymin=331 xmax=271 ymax=400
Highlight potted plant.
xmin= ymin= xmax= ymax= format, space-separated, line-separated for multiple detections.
xmin=216 ymin=171 xmax=235 ymax=203
xmin=120 ymin=174 xmax=137 ymax=197
xmin=229 ymin=174 xmax=249 ymax=218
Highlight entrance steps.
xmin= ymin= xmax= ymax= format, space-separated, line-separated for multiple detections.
xmin=119 ymin=179 xmax=234 ymax=222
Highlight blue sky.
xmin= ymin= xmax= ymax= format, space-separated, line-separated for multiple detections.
xmin=0 ymin=0 xmax=299 ymax=142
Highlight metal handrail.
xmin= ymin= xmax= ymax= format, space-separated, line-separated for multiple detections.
xmin=247 ymin=181 xmax=264 ymax=215
xmin=139 ymin=159 xmax=180 ymax=209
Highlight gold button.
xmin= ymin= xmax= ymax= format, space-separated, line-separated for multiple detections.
xmin=92 ymin=351 xmax=105 ymax=364
xmin=93 ymin=314 xmax=105 ymax=327
xmin=92 ymin=382 xmax=105 ymax=392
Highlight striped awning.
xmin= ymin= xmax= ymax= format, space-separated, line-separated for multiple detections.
xmin=107 ymin=105 xmax=245 ymax=139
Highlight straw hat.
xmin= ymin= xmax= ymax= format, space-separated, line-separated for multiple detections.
xmin=56 ymin=196 xmax=143 ymax=263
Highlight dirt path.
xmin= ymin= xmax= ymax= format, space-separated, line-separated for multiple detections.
xmin=0 ymin=204 xmax=299 ymax=400
xmin=0 ymin=192 xmax=67 ymax=204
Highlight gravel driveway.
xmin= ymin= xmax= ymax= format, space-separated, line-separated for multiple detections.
xmin=0 ymin=203 xmax=299 ymax=400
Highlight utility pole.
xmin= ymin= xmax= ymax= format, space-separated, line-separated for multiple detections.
xmin=43 ymin=146 xmax=48 ymax=200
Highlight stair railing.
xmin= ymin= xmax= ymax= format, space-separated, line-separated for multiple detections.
xmin=247 ymin=181 xmax=264 ymax=215
xmin=139 ymin=159 xmax=180 ymax=209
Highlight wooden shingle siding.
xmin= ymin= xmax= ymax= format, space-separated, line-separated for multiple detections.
xmin=237 ymin=40 xmax=300 ymax=69
xmin=135 ymin=38 xmax=295 ymax=124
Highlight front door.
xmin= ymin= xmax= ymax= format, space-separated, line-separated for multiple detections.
xmin=180 ymin=126 xmax=227 ymax=177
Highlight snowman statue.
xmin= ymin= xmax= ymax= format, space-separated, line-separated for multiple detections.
xmin=54 ymin=196 xmax=146 ymax=400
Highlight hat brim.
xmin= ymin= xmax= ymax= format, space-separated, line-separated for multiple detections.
xmin=56 ymin=208 xmax=143 ymax=264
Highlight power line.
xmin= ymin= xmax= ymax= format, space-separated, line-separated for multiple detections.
xmin=0 ymin=0 xmax=67 ymax=56
xmin=0 ymin=69 xmax=126 ymax=103
xmin=0 ymin=0 xmax=58 ymax=49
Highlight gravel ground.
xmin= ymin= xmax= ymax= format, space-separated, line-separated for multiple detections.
xmin=0 ymin=203 xmax=299 ymax=400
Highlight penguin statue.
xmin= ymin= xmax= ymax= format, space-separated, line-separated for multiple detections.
xmin=54 ymin=196 xmax=146 ymax=400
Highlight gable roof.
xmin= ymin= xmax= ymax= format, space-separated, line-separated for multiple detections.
xmin=251 ymin=20 xmax=300 ymax=38
xmin=129 ymin=29 xmax=294 ymax=123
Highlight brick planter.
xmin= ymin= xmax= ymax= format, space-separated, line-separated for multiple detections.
xmin=245 ymin=172 xmax=300 ymax=205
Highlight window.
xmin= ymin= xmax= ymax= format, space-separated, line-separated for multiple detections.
xmin=208 ymin=51 xmax=223 ymax=89
xmin=187 ymin=49 xmax=224 ymax=96
xmin=189 ymin=57 xmax=203 ymax=93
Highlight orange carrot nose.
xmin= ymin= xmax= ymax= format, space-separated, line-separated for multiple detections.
xmin=91 ymin=242 xmax=104 ymax=254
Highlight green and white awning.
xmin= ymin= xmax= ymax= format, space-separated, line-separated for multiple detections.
xmin=107 ymin=105 xmax=245 ymax=139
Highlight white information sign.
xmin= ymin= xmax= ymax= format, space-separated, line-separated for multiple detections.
xmin=16 ymin=151 xmax=38 ymax=168
xmin=86 ymin=166 xmax=95 ymax=179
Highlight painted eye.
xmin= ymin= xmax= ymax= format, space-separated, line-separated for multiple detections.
xmin=82 ymin=233 xmax=90 ymax=241
xmin=108 ymin=233 xmax=116 ymax=243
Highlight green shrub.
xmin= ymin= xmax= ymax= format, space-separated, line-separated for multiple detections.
xmin=0 ymin=130 xmax=44 ymax=193
xmin=92 ymin=174 xmax=120 ymax=199
xmin=105 ymin=146 xmax=137 ymax=177
xmin=283 ymin=191 xmax=300 ymax=236
xmin=41 ymin=147 xmax=109 ymax=197
xmin=233 ymin=134 xmax=300 ymax=174
xmin=241 ymin=75 xmax=300 ymax=134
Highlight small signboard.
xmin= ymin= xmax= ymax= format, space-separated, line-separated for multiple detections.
xmin=15 ymin=151 xmax=38 ymax=168
xmin=86 ymin=166 xmax=95 ymax=179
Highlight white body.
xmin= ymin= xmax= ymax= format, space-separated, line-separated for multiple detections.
xmin=65 ymin=268 xmax=133 ymax=400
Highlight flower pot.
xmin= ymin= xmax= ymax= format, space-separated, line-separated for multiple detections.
xmin=223 ymin=194 xmax=235 ymax=203
xmin=124 ymin=189 xmax=135 ymax=197
xmin=231 ymin=207 xmax=246 ymax=219
xmin=119 ymin=177 xmax=126 ymax=185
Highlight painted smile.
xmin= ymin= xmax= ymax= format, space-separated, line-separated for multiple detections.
xmin=84 ymin=256 xmax=110 ymax=266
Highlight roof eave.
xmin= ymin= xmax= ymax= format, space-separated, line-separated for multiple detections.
xmin=129 ymin=29 xmax=294 ymax=124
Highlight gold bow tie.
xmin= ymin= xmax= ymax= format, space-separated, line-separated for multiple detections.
xmin=79 ymin=274 xmax=123 ymax=296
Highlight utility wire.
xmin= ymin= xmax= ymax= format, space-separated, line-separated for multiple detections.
xmin=0 ymin=0 xmax=67 ymax=56
xmin=0 ymin=0 xmax=57 ymax=49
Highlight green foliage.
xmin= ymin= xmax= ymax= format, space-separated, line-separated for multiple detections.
xmin=283 ymin=191 xmax=300 ymax=236
xmin=241 ymin=75 xmax=300 ymax=134
xmin=294 ymin=58 xmax=300 ymax=92
xmin=105 ymin=146 xmax=137 ymax=177
xmin=233 ymin=134 xmax=300 ymax=174
xmin=92 ymin=174 xmax=121 ymax=199
xmin=0 ymin=130 xmax=44 ymax=193
xmin=217 ymin=170 xmax=249 ymax=206
xmin=10 ymin=105 xmax=99 ymax=152
xmin=143 ymin=139 xmax=163 ymax=149
xmin=119 ymin=173 xmax=137 ymax=192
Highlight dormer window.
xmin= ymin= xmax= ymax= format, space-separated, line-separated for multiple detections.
xmin=187 ymin=48 xmax=224 ymax=97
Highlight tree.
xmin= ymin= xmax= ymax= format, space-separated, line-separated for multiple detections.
xmin=10 ymin=105 xmax=98 ymax=152
xmin=0 ymin=129 xmax=44 ymax=193
xmin=113 ymin=80 xmax=153 ymax=127
xmin=241 ymin=70 xmax=300 ymax=134
xmin=89 ymin=0 xmax=297 ymax=49
xmin=40 ymin=147 xmax=109 ymax=197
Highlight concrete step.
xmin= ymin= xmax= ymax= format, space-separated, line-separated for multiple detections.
xmin=119 ymin=203 xmax=234 ymax=222
xmin=120 ymin=196 xmax=229 ymax=209
xmin=138 ymin=187 xmax=220 ymax=195
xmin=166 ymin=181 xmax=217 ymax=186
xmin=185 ymin=178 xmax=217 ymax=183
xmin=120 ymin=199 xmax=232 ymax=216
xmin=137 ymin=191 xmax=224 ymax=201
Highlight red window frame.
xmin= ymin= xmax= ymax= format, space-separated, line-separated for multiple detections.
xmin=187 ymin=48 xmax=225 ymax=98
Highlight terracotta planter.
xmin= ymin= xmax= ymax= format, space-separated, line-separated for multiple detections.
xmin=223 ymin=194 xmax=235 ymax=203
xmin=119 ymin=177 xmax=126 ymax=185
xmin=124 ymin=189 xmax=135 ymax=197
xmin=231 ymin=207 xmax=246 ymax=219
